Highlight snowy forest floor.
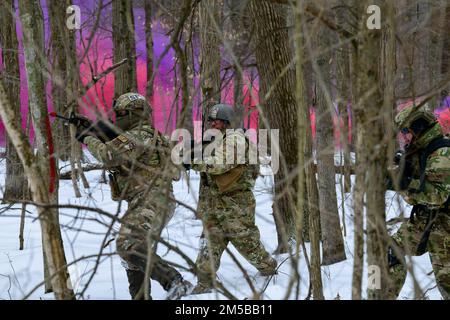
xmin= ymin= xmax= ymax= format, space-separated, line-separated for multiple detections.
xmin=0 ymin=150 xmax=443 ymax=300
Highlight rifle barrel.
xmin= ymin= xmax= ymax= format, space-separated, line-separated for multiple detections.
xmin=49 ymin=112 xmax=70 ymax=121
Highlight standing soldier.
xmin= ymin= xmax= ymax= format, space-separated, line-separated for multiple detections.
xmin=387 ymin=104 xmax=450 ymax=299
xmin=76 ymin=93 xmax=192 ymax=300
xmin=189 ymin=104 xmax=277 ymax=294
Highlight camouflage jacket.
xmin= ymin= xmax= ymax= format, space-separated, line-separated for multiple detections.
xmin=401 ymin=123 xmax=450 ymax=208
xmin=84 ymin=124 xmax=180 ymax=201
xmin=192 ymin=129 xmax=259 ymax=195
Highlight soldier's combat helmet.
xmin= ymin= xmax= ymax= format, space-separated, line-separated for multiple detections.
xmin=208 ymin=103 xmax=234 ymax=123
xmin=113 ymin=92 xmax=151 ymax=116
xmin=394 ymin=103 xmax=437 ymax=134
xmin=113 ymin=93 xmax=151 ymax=130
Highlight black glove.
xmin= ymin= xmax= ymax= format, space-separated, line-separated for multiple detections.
xmin=75 ymin=126 xmax=92 ymax=143
xmin=386 ymin=149 xmax=413 ymax=191
xmin=386 ymin=170 xmax=412 ymax=191
xmin=183 ymin=163 xmax=191 ymax=171
xmin=92 ymin=120 xmax=119 ymax=142
xmin=393 ymin=150 xmax=404 ymax=165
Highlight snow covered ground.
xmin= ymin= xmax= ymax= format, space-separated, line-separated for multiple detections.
xmin=0 ymin=151 xmax=442 ymax=300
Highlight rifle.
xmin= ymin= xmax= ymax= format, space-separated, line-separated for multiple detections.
xmin=49 ymin=112 xmax=118 ymax=143
xmin=386 ymin=149 xmax=414 ymax=191
xmin=182 ymin=138 xmax=212 ymax=171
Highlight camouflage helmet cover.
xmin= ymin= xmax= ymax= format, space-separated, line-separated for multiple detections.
xmin=113 ymin=92 xmax=151 ymax=114
xmin=208 ymin=103 xmax=234 ymax=123
xmin=394 ymin=103 xmax=437 ymax=131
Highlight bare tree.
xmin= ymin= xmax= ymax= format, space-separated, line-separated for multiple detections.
xmin=199 ymin=0 xmax=222 ymax=105
xmin=47 ymin=0 xmax=71 ymax=161
xmin=335 ymin=2 xmax=353 ymax=194
xmin=249 ymin=0 xmax=299 ymax=253
xmin=113 ymin=0 xmax=137 ymax=96
xmin=3 ymin=0 xmax=74 ymax=299
xmin=0 ymin=0 xmax=27 ymax=202
xmin=226 ymin=0 xmax=251 ymax=126
xmin=307 ymin=0 xmax=346 ymax=266
xmin=354 ymin=0 xmax=391 ymax=299
xmin=48 ymin=0 xmax=88 ymax=199
xmin=441 ymin=2 xmax=450 ymax=89
xmin=145 ymin=0 xmax=154 ymax=98
xmin=294 ymin=0 xmax=324 ymax=299
xmin=197 ymin=0 xmax=221 ymax=227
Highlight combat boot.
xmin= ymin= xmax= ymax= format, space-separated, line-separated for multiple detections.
xmin=190 ymin=282 xmax=213 ymax=295
xmin=166 ymin=275 xmax=193 ymax=300
xmin=126 ymin=269 xmax=151 ymax=300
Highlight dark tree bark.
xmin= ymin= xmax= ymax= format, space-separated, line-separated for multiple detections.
xmin=441 ymin=2 xmax=450 ymax=88
xmin=0 ymin=0 xmax=27 ymax=202
xmin=145 ymin=0 xmax=154 ymax=99
xmin=227 ymin=0 xmax=250 ymax=127
xmin=47 ymin=0 xmax=71 ymax=161
xmin=309 ymin=0 xmax=346 ymax=266
xmin=335 ymin=3 xmax=353 ymax=194
xmin=181 ymin=20 xmax=195 ymax=133
xmin=113 ymin=0 xmax=137 ymax=97
xmin=199 ymin=0 xmax=221 ymax=106
xmin=249 ymin=0 xmax=299 ymax=253
xmin=16 ymin=0 xmax=74 ymax=299
xmin=294 ymin=0 xmax=323 ymax=299
xmin=354 ymin=0 xmax=390 ymax=299
xmin=198 ymin=0 xmax=222 ymax=247
xmin=47 ymin=0 xmax=87 ymax=198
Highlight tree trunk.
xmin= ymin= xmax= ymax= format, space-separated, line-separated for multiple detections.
xmin=426 ymin=0 xmax=446 ymax=108
xmin=228 ymin=0 xmax=248 ymax=127
xmin=17 ymin=0 xmax=74 ymax=299
xmin=351 ymin=127 xmax=365 ymax=300
xmin=0 ymin=0 xmax=27 ymax=202
xmin=47 ymin=0 xmax=71 ymax=161
xmin=355 ymin=0 xmax=390 ymax=299
xmin=249 ymin=0 xmax=299 ymax=253
xmin=309 ymin=0 xmax=346 ymax=266
xmin=198 ymin=0 xmax=221 ymax=233
xmin=1 ymin=82 xmax=74 ymax=299
xmin=47 ymin=0 xmax=85 ymax=198
xmin=113 ymin=0 xmax=137 ymax=97
xmin=335 ymin=2 xmax=352 ymax=193
xmin=441 ymin=2 xmax=450 ymax=88
xmin=145 ymin=0 xmax=154 ymax=99
xmin=182 ymin=27 xmax=195 ymax=133
xmin=294 ymin=0 xmax=323 ymax=299
xmin=199 ymin=0 xmax=221 ymax=106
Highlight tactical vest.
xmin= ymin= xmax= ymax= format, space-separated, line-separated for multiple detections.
xmin=409 ymin=136 xmax=450 ymax=255
xmin=108 ymin=126 xmax=176 ymax=200
xmin=211 ymin=130 xmax=259 ymax=195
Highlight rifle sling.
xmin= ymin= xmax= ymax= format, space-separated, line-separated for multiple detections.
xmin=417 ymin=137 xmax=450 ymax=192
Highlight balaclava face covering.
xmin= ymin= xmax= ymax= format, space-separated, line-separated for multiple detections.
xmin=115 ymin=111 xmax=145 ymax=131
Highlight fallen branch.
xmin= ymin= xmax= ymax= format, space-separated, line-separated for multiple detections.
xmin=59 ymin=163 xmax=104 ymax=180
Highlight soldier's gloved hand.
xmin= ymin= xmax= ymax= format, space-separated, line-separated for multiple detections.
xmin=183 ymin=163 xmax=191 ymax=171
xmin=75 ymin=126 xmax=93 ymax=143
xmin=393 ymin=150 xmax=404 ymax=165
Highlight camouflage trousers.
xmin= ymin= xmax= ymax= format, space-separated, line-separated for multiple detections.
xmin=388 ymin=209 xmax=450 ymax=300
xmin=116 ymin=192 xmax=181 ymax=294
xmin=195 ymin=190 xmax=276 ymax=286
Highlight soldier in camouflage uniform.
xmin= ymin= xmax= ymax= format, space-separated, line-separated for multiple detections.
xmin=76 ymin=93 xmax=191 ymax=300
xmin=387 ymin=103 xmax=450 ymax=300
xmin=190 ymin=104 xmax=277 ymax=294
